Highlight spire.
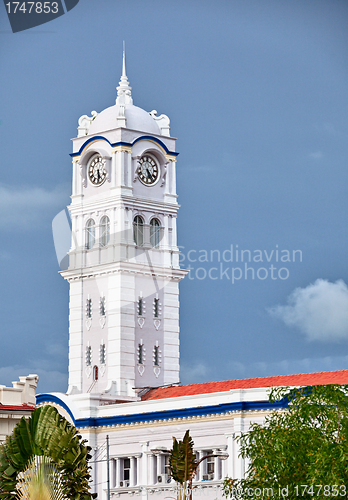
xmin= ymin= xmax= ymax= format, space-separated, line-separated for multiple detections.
xmin=116 ymin=42 xmax=133 ymax=105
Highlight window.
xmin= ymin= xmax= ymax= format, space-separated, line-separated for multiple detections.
xmin=100 ymin=296 xmax=106 ymax=316
xmin=100 ymin=344 xmax=106 ymax=364
xmin=206 ymin=454 xmax=214 ymax=475
xmin=93 ymin=365 xmax=98 ymax=381
xmin=153 ymin=298 xmax=160 ymax=318
xmin=154 ymin=345 xmax=160 ymax=366
xmin=86 ymin=298 xmax=92 ymax=318
xmin=150 ymin=218 xmax=160 ymax=248
xmin=123 ymin=458 xmax=130 ymax=481
xmin=138 ymin=297 xmax=143 ymax=316
xmin=86 ymin=219 xmax=95 ymax=249
xmin=133 ymin=216 xmax=144 ymax=246
xmin=138 ymin=344 xmax=144 ymax=364
xmin=164 ymin=455 xmax=171 ymax=478
xmin=86 ymin=346 xmax=92 ymax=366
xmin=100 ymin=215 xmax=110 ymax=247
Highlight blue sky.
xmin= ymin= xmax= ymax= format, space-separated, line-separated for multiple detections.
xmin=1 ymin=0 xmax=348 ymax=394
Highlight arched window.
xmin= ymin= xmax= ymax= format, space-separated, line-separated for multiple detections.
xmin=93 ymin=365 xmax=99 ymax=381
xmin=100 ymin=215 xmax=110 ymax=247
xmin=150 ymin=218 xmax=160 ymax=248
xmin=133 ymin=216 xmax=144 ymax=246
xmin=86 ymin=219 xmax=95 ymax=249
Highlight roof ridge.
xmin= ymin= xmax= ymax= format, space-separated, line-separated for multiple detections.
xmin=141 ymin=369 xmax=348 ymax=401
xmin=170 ymin=369 xmax=348 ymax=390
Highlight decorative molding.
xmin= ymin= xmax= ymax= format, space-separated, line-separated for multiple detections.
xmin=154 ymin=366 xmax=161 ymax=378
xmin=71 ymin=135 xmax=178 ymax=159
xmin=85 ymin=366 xmax=92 ymax=378
xmin=101 ymin=156 xmax=112 ymax=183
xmin=99 ymin=317 xmax=106 ymax=329
xmin=112 ymin=145 xmax=132 ymax=154
xmin=86 ymin=319 xmax=92 ymax=330
xmin=79 ymin=163 xmax=87 ymax=188
xmin=132 ymin=156 xmax=141 ymax=183
xmin=37 ymin=394 xmax=281 ymax=430
xmin=154 ymin=319 xmax=161 ymax=331
xmin=165 ymin=154 xmax=177 ymax=162
xmin=149 ymin=110 xmax=171 ymax=137
xmin=100 ymin=364 xmax=106 ymax=377
xmin=160 ymin=162 xmax=169 ymax=187
xmin=77 ymin=110 xmax=98 ymax=137
xmin=138 ymin=317 xmax=145 ymax=328
xmin=138 ymin=364 xmax=145 ymax=376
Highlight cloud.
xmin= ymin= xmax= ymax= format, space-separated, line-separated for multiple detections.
xmin=268 ymin=279 xmax=348 ymax=342
xmin=180 ymin=362 xmax=209 ymax=384
xmin=0 ymin=184 xmax=68 ymax=230
xmin=226 ymin=354 xmax=348 ymax=381
xmin=308 ymin=151 xmax=323 ymax=160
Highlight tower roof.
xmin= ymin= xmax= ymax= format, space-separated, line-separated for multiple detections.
xmin=87 ymin=48 xmax=162 ymax=136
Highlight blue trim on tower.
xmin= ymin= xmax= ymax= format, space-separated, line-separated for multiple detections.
xmin=70 ymin=135 xmax=178 ymax=158
xmin=36 ymin=394 xmax=77 ymax=425
xmin=131 ymin=135 xmax=179 ymax=155
xmin=36 ymin=393 xmax=288 ymax=429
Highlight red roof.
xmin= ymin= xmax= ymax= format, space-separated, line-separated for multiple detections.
xmin=0 ymin=404 xmax=35 ymax=412
xmin=141 ymin=370 xmax=348 ymax=401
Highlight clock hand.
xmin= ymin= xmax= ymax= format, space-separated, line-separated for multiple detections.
xmin=146 ymin=168 xmax=153 ymax=181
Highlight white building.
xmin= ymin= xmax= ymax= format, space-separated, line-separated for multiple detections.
xmin=37 ymin=54 xmax=348 ymax=499
xmin=0 ymin=374 xmax=38 ymax=443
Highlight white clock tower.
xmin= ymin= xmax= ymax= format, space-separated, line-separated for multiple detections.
xmin=61 ymin=53 xmax=186 ymax=400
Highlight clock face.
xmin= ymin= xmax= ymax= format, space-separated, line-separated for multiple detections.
xmin=88 ymin=155 xmax=107 ymax=186
xmin=138 ymin=156 xmax=159 ymax=186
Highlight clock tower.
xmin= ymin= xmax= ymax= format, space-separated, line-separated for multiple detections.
xmin=61 ymin=53 xmax=186 ymax=400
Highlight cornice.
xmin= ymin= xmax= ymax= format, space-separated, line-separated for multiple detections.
xmin=71 ymin=135 xmax=178 ymax=158
xmin=69 ymin=196 xmax=179 ymax=216
xmin=60 ymin=261 xmax=188 ymax=282
xmin=36 ymin=393 xmax=287 ymax=431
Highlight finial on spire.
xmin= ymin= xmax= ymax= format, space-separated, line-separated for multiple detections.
xmin=122 ymin=41 xmax=126 ymax=77
xmin=116 ymin=41 xmax=133 ymax=105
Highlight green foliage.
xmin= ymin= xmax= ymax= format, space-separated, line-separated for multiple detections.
xmin=223 ymin=384 xmax=348 ymax=500
xmin=170 ymin=430 xmax=197 ymax=500
xmin=16 ymin=456 xmax=65 ymax=500
xmin=0 ymin=406 xmax=96 ymax=500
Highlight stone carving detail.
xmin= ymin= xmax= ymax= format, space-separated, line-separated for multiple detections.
xmin=99 ymin=316 xmax=106 ymax=328
xmin=132 ymin=156 xmax=141 ymax=183
xmin=138 ymin=317 xmax=145 ymax=328
xmin=100 ymin=364 xmax=106 ymax=376
xmin=154 ymin=366 xmax=161 ymax=378
xmin=86 ymin=319 xmax=92 ymax=331
xmin=85 ymin=366 xmax=92 ymax=378
xmin=154 ymin=319 xmax=161 ymax=331
xmin=160 ymin=162 xmax=169 ymax=187
xmin=79 ymin=163 xmax=87 ymax=188
xmin=77 ymin=111 xmax=98 ymax=137
xmin=138 ymin=364 xmax=145 ymax=376
xmin=149 ymin=110 xmax=170 ymax=137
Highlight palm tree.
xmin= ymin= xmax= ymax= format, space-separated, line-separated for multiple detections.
xmin=0 ymin=405 xmax=96 ymax=500
xmin=169 ymin=430 xmax=229 ymax=500
xmin=169 ymin=430 xmax=196 ymax=500
xmin=16 ymin=456 xmax=65 ymax=500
